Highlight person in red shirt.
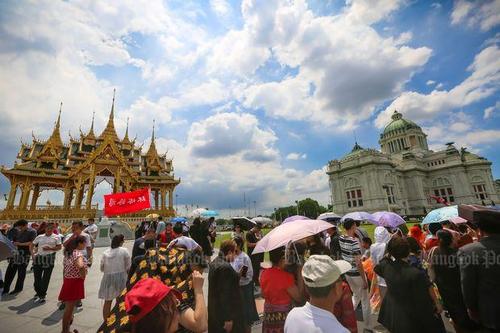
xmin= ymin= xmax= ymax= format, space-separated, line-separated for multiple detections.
xmin=424 ymin=223 xmax=442 ymax=251
xmin=260 ymin=246 xmax=304 ymax=333
xmin=158 ymin=222 xmax=177 ymax=247
xmin=333 ymin=280 xmax=358 ymax=333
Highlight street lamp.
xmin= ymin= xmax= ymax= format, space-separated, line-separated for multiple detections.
xmin=382 ymin=186 xmax=390 ymax=212
xmin=295 ymin=200 xmax=299 ymax=215
xmin=253 ymin=200 xmax=256 ymax=217
xmin=175 ymin=194 xmax=179 ymax=213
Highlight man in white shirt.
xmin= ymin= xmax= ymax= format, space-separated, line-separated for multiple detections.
xmin=30 ymin=222 xmax=61 ymax=302
xmin=284 ymin=255 xmax=351 ymax=333
xmin=63 ymin=221 xmax=92 ymax=264
xmin=83 ymin=218 xmax=98 ymax=248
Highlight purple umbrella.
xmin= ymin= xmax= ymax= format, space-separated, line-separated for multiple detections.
xmin=282 ymin=215 xmax=310 ymax=224
xmin=340 ymin=212 xmax=377 ymax=224
xmin=372 ymin=211 xmax=405 ymax=228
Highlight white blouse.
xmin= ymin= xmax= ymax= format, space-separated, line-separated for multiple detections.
xmin=100 ymin=247 xmax=131 ymax=274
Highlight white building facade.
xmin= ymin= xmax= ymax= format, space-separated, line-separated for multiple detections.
xmin=326 ymin=111 xmax=499 ymax=216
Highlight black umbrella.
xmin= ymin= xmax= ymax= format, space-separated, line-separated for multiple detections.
xmin=231 ymin=217 xmax=256 ymax=231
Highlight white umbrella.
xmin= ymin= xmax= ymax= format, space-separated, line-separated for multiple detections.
xmin=253 ymin=219 xmax=333 ymax=254
xmin=340 ymin=211 xmax=377 ymax=224
xmin=252 ymin=216 xmax=272 ymax=224
xmin=317 ymin=212 xmax=342 ymax=222
xmin=190 ymin=208 xmax=208 ymax=218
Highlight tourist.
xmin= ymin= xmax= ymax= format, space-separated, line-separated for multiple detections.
xmin=326 ymin=225 xmax=342 ymax=260
xmin=361 ymin=236 xmax=372 ymax=260
xmin=231 ymin=223 xmax=244 ymax=240
xmin=189 ymin=217 xmax=212 ymax=262
xmin=125 ymin=278 xmax=182 ymax=333
xmin=430 ymin=230 xmax=479 ymax=332
xmin=284 ymin=255 xmax=350 ymax=333
xmin=2 ymin=219 xmax=37 ymax=295
xmin=0 ymin=223 xmax=9 ymax=236
xmin=128 ymin=239 xmax=156 ymax=279
xmin=158 ymin=221 xmax=177 ymax=247
xmin=407 ymin=236 xmax=426 ymax=273
xmin=167 ymin=223 xmax=200 ymax=251
xmin=333 ymin=279 xmax=358 ymax=333
xmin=36 ymin=221 xmax=47 ymax=236
xmin=354 ymin=220 xmax=369 ymax=241
xmin=99 ymin=234 xmax=131 ymax=321
xmin=208 ymin=239 xmax=244 ymax=333
xmin=338 ymin=218 xmax=373 ymax=330
xmin=98 ymin=245 xmax=208 ymax=333
xmin=424 ymin=222 xmax=442 ymax=251
xmin=307 ymin=233 xmax=330 ymax=255
xmin=408 ymin=224 xmax=425 ymax=249
xmin=30 ymin=221 xmax=61 ymax=303
xmin=246 ymin=222 xmax=264 ymax=287
xmin=132 ymin=227 xmax=156 ymax=259
xmin=208 ymin=217 xmax=217 ymax=250
xmin=370 ymin=226 xmax=391 ymax=299
xmin=374 ymin=237 xmax=445 ymax=333
xmin=83 ymin=218 xmax=98 ymax=248
xmin=135 ymin=220 xmax=149 ymax=239
xmin=458 ymin=210 xmax=500 ymax=332
xmin=231 ymin=237 xmax=259 ymax=333
xmin=63 ymin=221 xmax=93 ymax=265
xmin=59 ymin=236 xmax=88 ymax=333
xmin=155 ymin=216 xmax=166 ymax=236
xmin=260 ymin=246 xmax=304 ymax=333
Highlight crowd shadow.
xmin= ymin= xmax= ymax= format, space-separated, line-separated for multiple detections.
xmin=8 ymin=299 xmax=44 ymax=314
xmin=41 ymin=306 xmax=83 ymax=326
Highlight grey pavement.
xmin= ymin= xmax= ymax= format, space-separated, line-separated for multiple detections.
xmin=0 ymin=240 xmax=454 ymax=333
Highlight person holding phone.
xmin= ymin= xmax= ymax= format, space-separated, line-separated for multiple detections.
xmin=231 ymin=237 xmax=259 ymax=333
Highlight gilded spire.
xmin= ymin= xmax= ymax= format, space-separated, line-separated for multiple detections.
xmin=47 ymin=102 xmax=63 ymax=147
xmin=98 ymin=89 xmax=120 ymax=141
xmin=146 ymin=119 xmax=158 ymax=156
xmin=122 ymin=116 xmax=131 ymax=144
xmin=89 ymin=111 xmax=95 ymax=135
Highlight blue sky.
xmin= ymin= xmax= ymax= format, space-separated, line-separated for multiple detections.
xmin=0 ymin=0 xmax=499 ymax=215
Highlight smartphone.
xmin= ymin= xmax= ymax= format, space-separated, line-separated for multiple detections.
xmin=241 ymin=265 xmax=248 ymax=277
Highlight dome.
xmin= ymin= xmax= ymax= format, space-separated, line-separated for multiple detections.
xmin=382 ymin=110 xmax=421 ymax=136
xmin=342 ymin=142 xmax=365 ymax=159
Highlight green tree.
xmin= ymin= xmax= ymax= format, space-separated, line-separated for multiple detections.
xmin=271 ymin=198 xmax=328 ymax=220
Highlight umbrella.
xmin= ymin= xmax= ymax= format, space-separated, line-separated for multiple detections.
xmin=253 ymin=219 xmax=333 ymax=254
xmin=0 ymin=233 xmax=16 ymax=261
xmin=372 ymin=211 xmax=405 ymax=228
xmin=449 ymin=216 xmax=467 ymax=224
xmin=340 ymin=212 xmax=377 ymax=224
xmin=201 ymin=210 xmax=219 ymax=218
xmin=422 ymin=205 xmax=458 ymax=224
xmin=282 ymin=215 xmax=310 ymax=224
xmin=252 ymin=216 xmax=273 ymax=224
xmin=146 ymin=213 xmax=159 ymax=219
xmin=317 ymin=212 xmax=342 ymax=222
xmin=231 ymin=217 xmax=256 ymax=231
xmin=171 ymin=217 xmax=188 ymax=224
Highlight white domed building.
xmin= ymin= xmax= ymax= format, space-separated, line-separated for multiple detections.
xmin=326 ymin=111 xmax=499 ymax=216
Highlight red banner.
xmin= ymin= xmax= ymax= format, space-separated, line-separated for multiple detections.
xmin=104 ymin=188 xmax=151 ymax=216
xmin=430 ymin=195 xmax=449 ymax=206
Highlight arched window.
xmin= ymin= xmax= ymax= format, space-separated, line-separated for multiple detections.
xmin=344 ymin=177 xmax=363 ymax=208
xmin=432 ymin=177 xmax=454 ymax=203
xmin=471 ymin=176 xmax=488 ymax=200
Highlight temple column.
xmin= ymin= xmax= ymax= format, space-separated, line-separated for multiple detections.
xmin=30 ymin=185 xmax=40 ymax=210
xmin=74 ymin=186 xmax=83 ymax=209
xmin=114 ymin=168 xmax=121 ymax=193
xmin=168 ymin=187 xmax=173 ymax=210
xmin=63 ymin=186 xmax=72 ymax=210
xmin=154 ymin=190 xmax=159 ymax=210
xmin=86 ymin=167 xmax=96 ymax=210
xmin=160 ymin=188 xmax=166 ymax=210
xmin=19 ymin=183 xmax=31 ymax=210
xmin=6 ymin=183 xmax=17 ymax=209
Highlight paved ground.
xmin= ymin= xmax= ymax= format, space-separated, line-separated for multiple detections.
xmin=0 ymin=240 xmax=454 ymax=333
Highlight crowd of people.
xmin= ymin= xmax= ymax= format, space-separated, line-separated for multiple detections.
xmin=0 ymin=208 xmax=498 ymax=333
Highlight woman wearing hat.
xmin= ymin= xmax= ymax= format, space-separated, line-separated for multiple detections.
xmin=125 ymin=278 xmax=182 ymax=333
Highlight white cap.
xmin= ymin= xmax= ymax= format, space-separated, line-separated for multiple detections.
xmin=302 ymin=255 xmax=351 ymax=287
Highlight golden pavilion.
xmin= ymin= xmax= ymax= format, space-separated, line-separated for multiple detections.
xmin=0 ymin=91 xmax=180 ymax=221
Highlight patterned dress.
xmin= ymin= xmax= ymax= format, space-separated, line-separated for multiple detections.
xmin=97 ymin=247 xmax=195 ymax=333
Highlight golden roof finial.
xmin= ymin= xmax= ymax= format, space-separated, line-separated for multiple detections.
xmin=45 ymin=102 xmax=63 ymax=148
xmin=56 ymin=102 xmax=62 ymax=130
xmin=89 ymin=111 xmax=95 ymax=135
xmin=98 ymin=89 xmax=120 ymax=141
xmin=122 ymin=116 xmax=131 ymax=144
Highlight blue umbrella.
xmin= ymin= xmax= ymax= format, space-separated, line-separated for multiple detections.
xmin=0 ymin=233 xmax=16 ymax=261
xmin=171 ymin=217 xmax=188 ymax=224
xmin=422 ymin=205 xmax=458 ymax=224
xmin=201 ymin=210 xmax=219 ymax=218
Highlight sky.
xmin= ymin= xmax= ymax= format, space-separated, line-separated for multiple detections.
xmin=0 ymin=0 xmax=499 ymax=216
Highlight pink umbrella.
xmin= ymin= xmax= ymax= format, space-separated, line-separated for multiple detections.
xmin=253 ymin=219 xmax=333 ymax=254
xmin=282 ymin=215 xmax=310 ymax=224
xmin=449 ymin=216 xmax=468 ymax=224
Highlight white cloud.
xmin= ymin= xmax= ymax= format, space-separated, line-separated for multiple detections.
xmin=210 ymin=0 xmax=232 ymax=17
xmin=451 ymin=0 xmax=500 ymax=31
xmin=375 ymin=45 xmax=500 ymax=127
xmin=426 ymin=80 xmax=436 ymax=85
xmin=436 ymin=82 xmax=444 ymax=89
xmin=345 ymin=0 xmax=404 ymax=25
xmin=483 ymin=101 xmax=499 ymax=119
xmin=286 ymin=153 xmax=307 ymax=160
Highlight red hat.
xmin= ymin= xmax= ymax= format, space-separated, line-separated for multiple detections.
xmin=125 ymin=278 xmax=182 ymax=323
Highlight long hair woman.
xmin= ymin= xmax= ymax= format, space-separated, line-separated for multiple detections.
xmin=59 ymin=235 xmax=88 ymax=333
xmin=99 ymin=234 xmax=131 ymax=321
xmin=260 ymin=246 xmax=304 ymax=333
